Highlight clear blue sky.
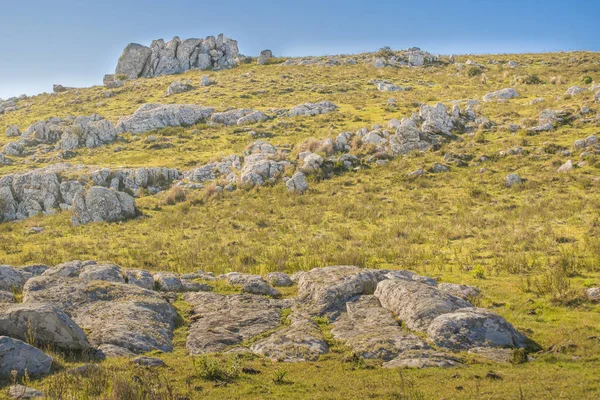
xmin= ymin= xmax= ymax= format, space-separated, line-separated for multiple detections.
xmin=1 ymin=0 xmax=598 ymax=99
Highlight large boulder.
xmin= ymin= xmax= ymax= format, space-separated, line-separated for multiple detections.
xmin=240 ymin=159 xmax=287 ymax=187
xmin=72 ymin=186 xmax=137 ymax=225
xmin=483 ymin=88 xmax=520 ymax=102
xmin=257 ymin=50 xmax=274 ymax=65
xmin=115 ymin=34 xmax=239 ymax=79
xmin=23 ymin=275 xmax=177 ymax=355
xmin=0 ymin=336 xmax=53 ymax=378
xmin=116 ymin=104 xmax=214 ymax=134
xmin=374 ymin=279 xmax=471 ymax=332
xmin=389 ymin=119 xmax=438 ymax=156
xmin=427 ymin=307 xmax=528 ymax=350
xmin=184 ymin=292 xmax=282 ymax=354
xmin=0 ymin=303 xmax=91 ymax=351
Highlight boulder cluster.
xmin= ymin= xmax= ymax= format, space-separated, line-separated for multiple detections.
xmin=0 ymin=263 xmax=533 ymax=380
xmin=114 ymin=34 xmax=239 ymax=80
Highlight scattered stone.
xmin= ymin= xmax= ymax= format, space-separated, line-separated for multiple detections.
xmin=586 ymin=287 xmax=600 ymax=302
xmin=167 ymin=80 xmax=193 ymax=95
xmin=286 ymin=172 xmax=309 ymax=193
xmin=6 ymin=125 xmax=21 ymax=137
xmin=266 ymin=272 xmax=294 ymax=287
xmin=153 ymin=272 xmax=183 ymax=292
xmin=7 ymin=385 xmax=45 ymax=399
xmin=438 ymin=283 xmax=480 ymax=300
xmin=505 ymin=173 xmax=523 ymax=187
xmin=132 ymin=356 xmax=165 ymax=367
xmin=200 ymin=75 xmax=214 ymax=86
xmin=53 ymin=84 xmax=74 ymax=93
xmin=258 ymin=50 xmax=274 ymax=65
xmin=557 ymin=160 xmax=573 ymax=173
xmin=468 ymin=347 xmax=518 ymax=364
xmin=242 ymin=280 xmax=281 ymax=298
xmin=483 ymin=88 xmax=519 ymax=102
xmin=565 ymin=86 xmax=587 ymax=96
xmin=289 ymin=101 xmax=338 ymax=117
xmin=211 ymin=109 xmax=268 ymax=126
xmin=383 ymin=350 xmax=461 ymax=369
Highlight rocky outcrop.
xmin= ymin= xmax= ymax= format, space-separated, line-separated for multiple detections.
xmin=184 ymin=292 xmax=282 ymax=354
xmin=116 ymin=104 xmax=214 ymax=134
xmin=71 ymin=186 xmax=137 ymax=225
xmin=289 ymin=101 xmax=338 ymax=117
xmin=0 ymin=336 xmax=53 ymax=378
xmin=211 ymin=109 xmax=268 ymax=126
xmin=0 ymin=266 xmax=32 ymax=292
xmin=115 ymin=34 xmax=239 ymax=79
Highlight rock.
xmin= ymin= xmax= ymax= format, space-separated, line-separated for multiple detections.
xmin=557 ymin=160 xmax=573 ymax=173
xmin=7 ymin=385 xmax=45 ymax=399
xmin=1 ymin=169 xmax=64 ymax=221
xmin=72 ymin=186 xmax=137 ymax=225
xmin=482 ymin=88 xmax=520 ymax=102
xmin=331 ymin=296 xmax=430 ymax=361
xmin=373 ymin=80 xmax=411 ymax=92
xmin=167 ymin=80 xmax=193 ymax=95
xmin=184 ymin=292 xmax=282 ymax=354
xmin=389 ymin=119 xmax=438 ymax=156
xmin=0 ymin=265 xmax=32 ymax=292
xmin=153 ymin=272 xmax=183 ymax=292
xmin=0 ymin=336 xmax=53 ymax=378
xmin=0 ymin=153 xmax=12 ymax=165
xmin=438 ymin=283 xmax=480 ymax=300
xmin=103 ymin=74 xmax=126 ymax=88
xmin=505 ymin=173 xmax=523 ymax=187
xmin=4 ymin=141 xmax=24 ymax=156
xmin=124 ymin=270 xmax=154 ymax=290
xmin=374 ymin=279 xmax=471 ymax=332
xmin=565 ymin=86 xmax=587 ymax=96
xmin=250 ymin=317 xmax=328 ymax=362
xmin=226 ymin=273 xmax=264 ymax=285
xmin=289 ymin=101 xmax=338 ymax=117
xmin=115 ymin=35 xmax=239 ymax=79
xmin=53 ymin=84 xmax=74 ymax=93
xmin=0 ymin=303 xmax=91 ymax=351
xmin=23 ymin=275 xmax=177 ymax=354
xmin=427 ymin=307 xmax=528 ymax=350
xmin=286 ymin=172 xmax=309 ymax=193
xmin=132 ymin=356 xmax=165 ymax=367
xmin=382 ymin=350 xmax=461 ymax=369
xmin=200 ymin=75 xmax=214 ymax=86
xmin=241 ymin=159 xmax=287 ymax=187
xmin=431 ymin=163 xmax=450 ymax=173
xmin=116 ymin=104 xmax=214 ymax=134
xmin=468 ymin=347 xmax=518 ymax=363
xmin=506 ymin=61 xmax=517 ymax=68
xmin=6 ymin=125 xmax=21 ymax=137
xmin=300 ymin=152 xmax=323 ymax=173
xmin=0 ymin=291 xmax=16 ymax=303
xmin=408 ymin=52 xmax=425 ymax=67
xmin=266 ymin=272 xmax=294 ymax=287
xmin=257 ymin=50 xmax=274 ymax=65
xmin=408 ymin=169 xmax=425 ymax=178
xmin=211 ymin=109 xmax=267 ymax=126
xmin=42 ymin=260 xmax=92 ymax=278
xmin=80 ymin=263 xmax=125 ymax=283
xmin=97 ymin=344 xmax=135 ymax=358
xmin=586 ymin=287 xmax=600 ymax=301
xmin=181 ymin=280 xmax=213 ymax=292
xmin=241 ymin=280 xmax=281 ymax=298
xmin=296 ymin=266 xmax=386 ymax=317
xmin=363 ymin=131 xmax=385 ymax=145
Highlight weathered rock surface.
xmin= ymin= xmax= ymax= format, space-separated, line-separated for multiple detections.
xmin=382 ymin=350 xmax=461 ymax=369
xmin=285 ymin=172 xmax=309 ymax=193
xmin=0 ymin=265 xmax=32 ymax=292
xmin=241 ymin=280 xmax=281 ymax=298
xmin=505 ymin=173 xmax=523 ymax=187
xmin=482 ymin=88 xmax=519 ymax=102
xmin=0 ymin=336 xmax=53 ymax=378
xmin=266 ymin=272 xmax=294 ymax=287
xmin=0 ymin=303 xmax=91 ymax=351
xmin=115 ymin=34 xmax=239 ymax=79
xmin=167 ymin=80 xmax=193 ymax=95
xmin=23 ymin=275 xmax=176 ymax=354
xmin=6 ymin=125 xmax=21 ymax=137
xmin=7 ymin=384 xmax=45 ymax=399
xmin=116 ymin=104 xmax=214 ymax=134
xmin=153 ymin=272 xmax=183 ymax=292
xmin=0 ymin=291 xmax=16 ymax=303
xmin=438 ymin=283 xmax=480 ymax=300
xmin=374 ymin=279 xmax=472 ymax=332
xmin=72 ymin=186 xmax=137 ymax=225
xmin=427 ymin=307 xmax=528 ymax=350
xmin=184 ymin=292 xmax=282 ymax=354
xmin=211 ymin=109 xmax=268 ymax=126
xmin=257 ymin=50 xmax=274 ymax=65
xmin=250 ymin=317 xmax=328 ymax=362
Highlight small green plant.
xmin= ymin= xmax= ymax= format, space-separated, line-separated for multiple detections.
xmin=471 ymin=265 xmax=486 ymax=279
xmin=272 ymin=368 xmax=288 ymax=385
xmin=511 ymin=348 xmax=528 ymax=364
xmin=580 ymin=75 xmax=593 ymax=84
xmin=193 ymin=356 xmax=241 ymax=382
xmin=467 ymin=66 xmax=483 ymax=77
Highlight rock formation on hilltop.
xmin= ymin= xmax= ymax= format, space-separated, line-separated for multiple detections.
xmin=114 ymin=34 xmax=239 ymax=80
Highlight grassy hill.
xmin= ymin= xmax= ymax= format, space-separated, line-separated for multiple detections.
xmin=1 ymin=51 xmax=600 ymax=399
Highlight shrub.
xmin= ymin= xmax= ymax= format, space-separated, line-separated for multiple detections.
xmin=580 ymin=75 xmax=593 ymax=85
xmin=524 ymin=74 xmax=542 ymax=85
xmin=467 ymin=67 xmax=483 ymax=77
xmin=165 ymin=187 xmax=186 ymax=205
xmin=194 ymin=356 xmax=241 ymax=382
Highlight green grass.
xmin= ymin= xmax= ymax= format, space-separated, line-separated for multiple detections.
xmin=1 ymin=50 xmax=600 ymax=398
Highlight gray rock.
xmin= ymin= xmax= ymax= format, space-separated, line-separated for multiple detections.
xmin=97 ymin=344 xmax=135 ymax=358
xmin=241 ymin=280 xmax=281 ymax=298
xmin=286 ymin=172 xmax=309 ymax=193
xmin=0 ymin=291 xmax=16 ymax=303
xmin=438 ymin=283 xmax=480 ymax=300
xmin=266 ymin=272 xmax=294 ymax=287
xmin=505 ymin=173 xmax=523 ymax=187
xmin=420 ymin=103 xmax=455 ymax=135
xmin=181 ymin=280 xmax=213 ymax=292
xmin=250 ymin=317 xmax=328 ymax=362
xmin=80 ymin=263 xmax=125 ymax=283
xmin=200 ymin=75 xmax=214 ymax=86
xmin=427 ymin=307 xmax=528 ymax=350
xmin=389 ymin=119 xmax=438 ymax=156
xmin=103 ymin=74 xmax=126 ymax=88
xmin=115 ymin=43 xmax=153 ymax=79
xmin=257 ymin=50 xmax=274 ymax=65
xmin=23 ymin=275 xmax=176 ymax=354
xmin=241 ymin=159 xmax=287 ymax=187
xmin=382 ymin=350 xmax=461 ymax=369
xmin=7 ymin=384 xmax=45 ymax=399
xmin=72 ymin=186 xmax=137 ymax=225
xmin=125 ymin=269 xmax=155 ymax=290
xmin=331 ymin=296 xmax=430 ymax=361
xmin=20 ymin=265 xmax=49 ymax=277
xmin=0 ymin=303 xmax=91 ymax=351
xmin=468 ymin=347 xmax=519 ymax=363
xmin=132 ymin=356 xmax=165 ymax=367
xmin=6 ymin=125 xmax=21 ymax=137
xmin=300 ymin=152 xmax=323 ymax=174
xmin=0 ymin=336 xmax=53 ymax=378
xmin=153 ymin=272 xmax=183 ymax=292
xmin=557 ymin=160 xmax=573 ymax=173
xmin=225 ymin=272 xmax=264 ymax=285
xmin=211 ymin=109 xmax=267 ymax=126
xmin=289 ymin=101 xmax=338 ymax=117
xmin=483 ymin=88 xmax=520 ymax=102
xmin=184 ymin=292 xmax=282 ymax=354
xmin=116 ymin=104 xmax=214 ymax=134
xmin=374 ymin=279 xmax=471 ymax=332
xmin=431 ymin=163 xmax=450 ymax=173
xmin=565 ymin=86 xmax=587 ymax=96
xmin=0 ymin=265 xmax=32 ymax=292
xmin=41 ymin=260 xmax=91 ymax=278
xmin=167 ymin=81 xmax=193 ymax=95
xmin=586 ymin=287 xmax=600 ymax=302
xmin=3 ymin=142 xmax=24 ymax=156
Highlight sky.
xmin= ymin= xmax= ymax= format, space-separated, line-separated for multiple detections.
xmin=1 ymin=0 xmax=599 ymax=99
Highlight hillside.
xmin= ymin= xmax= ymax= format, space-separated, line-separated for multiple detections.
xmin=1 ymin=46 xmax=600 ymax=399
